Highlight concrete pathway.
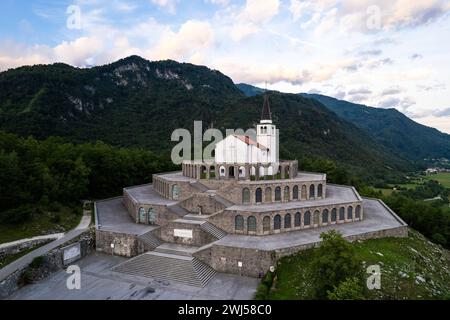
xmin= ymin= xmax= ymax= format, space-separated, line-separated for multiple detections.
xmin=0 ymin=233 xmax=65 ymax=251
xmin=0 ymin=210 xmax=92 ymax=282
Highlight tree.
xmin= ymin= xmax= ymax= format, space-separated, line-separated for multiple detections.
xmin=310 ymin=230 xmax=364 ymax=299
xmin=327 ymin=277 xmax=365 ymax=300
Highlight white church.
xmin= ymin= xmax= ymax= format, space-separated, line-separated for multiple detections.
xmin=214 ymin=94 xmax=279 ymax=176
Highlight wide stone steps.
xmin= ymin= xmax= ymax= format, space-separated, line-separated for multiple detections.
xmin=153 ymin=243 xmax=199 ymax=257
xmin=112 ymin=252 xmax=216 ymax=287
xmin=213 ymin=195 xmax=234 ymax=207
xmin=137 ymin=230 xmax=162 ymax=249
xmin=200 ymin=221 xmax=227 ymax=239
xmin=190 ymin=181 xmax=209 ymax=192
xmin=167 ymin=204 xmax=190 ymax=217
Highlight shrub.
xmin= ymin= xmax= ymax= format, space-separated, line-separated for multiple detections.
xmin=29 ymin=256 xmax=45 ymax=269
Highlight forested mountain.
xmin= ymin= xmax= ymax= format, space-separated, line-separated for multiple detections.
xmin=236 ymin=83 xmax=450 ymax=162
xmin=0 ymin=56 xmax=414 ymax=181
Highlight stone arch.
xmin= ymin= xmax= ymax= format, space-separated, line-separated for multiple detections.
xmin=275 ymin=186 xmax=281 ymax=201
xmin=200 ymin=165 xmax=207 ymax=179
xmin=250 ymin=166 xmax=256 ymax=176
xmin=355 ymin=205 xmax=361 ymax=219
xmin=322 ymin=209 xmax=329 ymax=224
xmin=339 ymin=207 xmax=345 ymax=221
xmin=209 ymin=165 xmax=215 ymax=178
xmin=259 ymin=166 xmax=265 ymax=177
xmin=265 ymin=187 xmax=272 ymax=202
xmin=294 ymin=212 xmax=301 ymax=227
xmin=301 ymin=185 xmax=307 ymax=200
xmin=219 ymin=165 xmax=226 ymax=177
xmin=148 ymin=208 xmax=156 ymax=225
xmin=263 ymin=216 xmax=270 ymax=232
xmin=314 ymin=210 xmax=320 ymax=226
xmin=309 ymin=184 xmax=315 ymax=199
xmin=242 ymin=188 xmax=250 ymax=204
xmin=331 ymin=208 xmax=337 ymax=222
xmin=267 ymin=165 xmax=274 ymax=175
xmin=318 ymin=184 xmax=323 ymax=198
xmin=229 ymin=166 xmax=235 ymax=178
xmin=274 ymin=214 xmax=281 ymax=230
xmin=138 ymin=207 xmax=146 ymax=223
xmin=347 ymin=206 xmax=353 ymax=220
xmin=255 ymin=188 xmax=262 ymax=203
xmin=284 ymin=213 xmax=291 ymax=228
xmin=235 ymin=215 xmax=244 ymax=231
xmin=238 ymin=166 xmax=246 ymax=179
xmin=172 ymin=185 xmax=180 ymax=200
xmin=247 ymin=216 xmax=257 ymax=232
xmin=284 ymin=186 xmax=290 ymax=201
xmin=304 ymin=211 xmax=311 ymax=226
xmin=293 ymin=185 xmax=299 ymax=200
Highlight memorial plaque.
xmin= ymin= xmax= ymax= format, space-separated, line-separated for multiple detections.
xmin=62 ymin=242 xmax=81 ymax=266
xmin=174 ymin=229 xmax=193 ymax=238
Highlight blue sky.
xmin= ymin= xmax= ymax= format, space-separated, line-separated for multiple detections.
xmin=1 ymin=0 xmax=450 ymax=133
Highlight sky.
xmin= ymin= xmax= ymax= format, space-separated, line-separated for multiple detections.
xmin=1 ymin=0 xmax=450 ymax=133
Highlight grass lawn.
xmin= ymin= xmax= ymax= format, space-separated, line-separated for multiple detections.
xmin=0 ymin=205 xmax=82 ymax=244
xmin=260 ymin=230 xmax=450 ymax=300
xmin=424 ymin=172 xmax=450 ymax=188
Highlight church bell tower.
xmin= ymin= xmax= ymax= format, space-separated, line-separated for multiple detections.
xmin=256 ymin=93 xmax=278 ymax=163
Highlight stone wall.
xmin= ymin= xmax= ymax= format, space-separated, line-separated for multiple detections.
xmin=95 ymin=229 xmax=138 ymax=257
xmin=0 ymin=229 xmax=95 ymax=299
xmin=208 ymin=201 xmax=363 ymax=236
xmin=159 ymin=221 xmax=216 ymax=246
xmin=0 ymin=238 xmax=53 ymax=261
xmin=179 ymin=193 xmax=225 ymax=215
xmin=194 ymin=225 xmax=408 ymax=277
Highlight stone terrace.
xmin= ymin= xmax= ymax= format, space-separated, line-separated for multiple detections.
xmin=216 ymin=197 xmax=407 ymax=251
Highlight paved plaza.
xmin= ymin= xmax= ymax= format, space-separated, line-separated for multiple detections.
xmin=8 ymin=253 xmax=259 ymax=300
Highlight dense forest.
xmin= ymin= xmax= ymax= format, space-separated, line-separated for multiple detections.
xmin=0 ymin=131 xmax=175 ymax=224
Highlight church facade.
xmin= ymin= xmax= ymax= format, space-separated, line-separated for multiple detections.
xmin=95 ymin=94 xmax=408 ymax=286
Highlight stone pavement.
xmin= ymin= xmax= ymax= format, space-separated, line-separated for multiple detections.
xmin=8 ymin=252 xmax=259 ymax=300
xmin=0 ymin=211 xmax=92 ymax=282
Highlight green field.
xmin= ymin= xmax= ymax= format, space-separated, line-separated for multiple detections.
xmin=0 ymin=205 xmax=81 ymax=244
xmin=257 ymin=230 xmax=450 ymax=300
xmin=424 ymin=172 xmax=450 ymax=188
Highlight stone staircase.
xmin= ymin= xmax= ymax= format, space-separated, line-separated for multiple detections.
xmin=167 ymin=203 xmax=190 ymax=217
xmin=153 ymin=243 xmax=199 ymax=257
xmin=112 ymin=251 xmax=216 ymax=287
xmin=137 ymin=230 xmax=163 ymax=250
xmin=213 ymin=194 xmax=235 ymax=207
xmin=200 ymin=221 xmax=227 ymax=239
xmin=190 ymin=181 xmax=209 ymax=192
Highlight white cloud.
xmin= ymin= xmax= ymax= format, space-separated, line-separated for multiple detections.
xmin=240 ymin=0 xmax=280 ymax=24
xmin=151 ymin=0 xmax=177 ymax=14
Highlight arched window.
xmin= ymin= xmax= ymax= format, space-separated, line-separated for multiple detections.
xmin=220 ymin=166 xmax=226 ymax=177
xmin=304 ymin=211 xmax=311 ymax=226
xmin=284 ymin=214 xmax=291 ymax=228
xmin=309 ymin=185 xmax=315 ymax=199
xmin=293 ymin=185 xmax=299 ymax=200
xmin=139 ymin=207 xmax=146 ymax=223
xmin=242 ymin=188 xmax=250 ymax=204
xmin=318 ymin=184 xmax=323 ymax=198
xmin=322 ymin=209 xmax=329 ymax=224
xmin=235 ymin=215 xmax=244 ymax=231
xmin=331 ymin=208 xmax=337 ymax=222
xmin=314 ymin=210 xmax=320 ymax=225
xmin=284 ymin=186 xmax=290 ymax=201
xmin=347 ymin=206 xmax=353 ymax=220
xmin=172 ymin=185 xmax=180 ymax=200
xmin=275 ymin=186 xmax=281 ymax=201
xmin=148 ymin=208 xmax=156 ymax=225
xmin=255 ymin=188 xmax=262 ymax=203
xmin=355 ymin=205 xmax=361 ymax=219
xmin=294 ymin=212 xmax=301 ymax=227
xmin=301 ymin=185 xmax=307 ymax=200
xmin=247 ymin=216 xmax=256 ymax=232
xmin=229 ymin=166 xmax=235 ymax=177
xmin=263 ymin=216 xmax=270 ymax=232
xmin=265 ymin=187 xmax=272 ymax=202
xmin=339 ymin=207 xmax=345 ymax=221
xmin=274 ymin=214 xmax=281 ymax=230
xmin=239 ymin=166 xmax=246 ymax=178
